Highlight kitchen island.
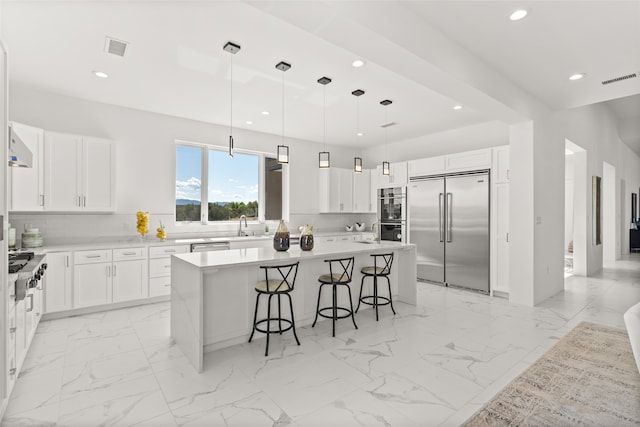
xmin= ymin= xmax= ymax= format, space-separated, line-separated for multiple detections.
xmin=171 ymin=240 xmax=416 ymax=372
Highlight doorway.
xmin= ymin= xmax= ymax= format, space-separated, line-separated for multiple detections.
xmin=602 ymin=161 xmax=617 ymax=262
xmin=565 ymin=140 xmax=587 ymax=276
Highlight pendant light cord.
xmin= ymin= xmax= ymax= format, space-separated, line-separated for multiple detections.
xmin=323 ymin=85 xmax=326 ymax=151
xmin=282 ymin=70 xmax=285 ymax=144
xmin=230 ymin=53 xmax=233 ymax=137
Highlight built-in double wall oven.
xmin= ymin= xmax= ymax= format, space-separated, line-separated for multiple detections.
xmin=378 ymin=187 xmax=406 ymax=242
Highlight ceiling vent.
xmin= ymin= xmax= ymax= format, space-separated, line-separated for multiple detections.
xmin=602 ymin=72 xmax=637 ymax=85
xmin=104 ymin=37 xmax=129 ymax=57
xmin=381 ymin=122 xmax=397 ymax=128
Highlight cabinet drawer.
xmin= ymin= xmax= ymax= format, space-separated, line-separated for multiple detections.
xmin=149 ymin=277 xmax=171 ymax=297
xmin=74 ymin=249 xmax=112 ymax=264
xmin=149 ymin=245 xmax=190 ymax=259
xmin=149 ymin=258 xmax=172 ymax=277
xmin=113 ymin=247 xmax=146 ymax=261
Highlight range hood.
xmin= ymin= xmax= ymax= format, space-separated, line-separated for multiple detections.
xmin=8 ymin=125 xmax=32 ymax=168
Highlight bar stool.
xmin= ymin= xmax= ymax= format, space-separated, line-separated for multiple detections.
xmin=356 ymin=253 xmax=396 ymax=321
xmin=249 ymin=262 xmax=300 ymax=356
xmin=312 ymin=257 xmax=357 ymax=337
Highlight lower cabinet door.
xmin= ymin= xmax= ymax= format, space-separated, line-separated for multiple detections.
xmin=74 ymin=263 xmax=112 ymax=308
xmin=113 ymin=260 xmax=147 ymax=302
xmin=149 ymin=277 xmax=171 ymax=297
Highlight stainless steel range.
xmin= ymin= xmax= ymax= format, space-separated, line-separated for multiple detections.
xmin=8 ymin=251 xmax=47 ymax=302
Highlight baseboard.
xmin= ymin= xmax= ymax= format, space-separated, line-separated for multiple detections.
xmin=42 ymin=295 xmax=170 ymax=320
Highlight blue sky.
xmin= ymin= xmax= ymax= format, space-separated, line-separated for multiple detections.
xmin=175 ymin=145 xmax=258 ymax=203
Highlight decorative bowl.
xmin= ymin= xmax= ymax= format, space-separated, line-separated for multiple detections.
xmin=355 ymin=222 xmax=366 ymax=232
xmin=345 ymin=225 xmax=354 ymax=232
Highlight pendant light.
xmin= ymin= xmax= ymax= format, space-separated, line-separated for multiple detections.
xmin=381 ymin=99 xmax=392 ymax=175
xmin=276 ymin=61 xmax=291 ymax=164
xmin=223 ymin=41 xmax=241 ymax=158
xmin=352 ymin=89 xmax=365 ymax=173
xmin=318 ymin=76 xmax=331 ymax=168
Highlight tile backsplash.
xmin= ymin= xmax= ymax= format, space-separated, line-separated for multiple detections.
xmin=8 ymin=213 xmax=377 ymax=246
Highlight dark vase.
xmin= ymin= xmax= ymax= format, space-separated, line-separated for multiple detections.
xmin=300 ymin=233 xmax=314 ymax=251
xmin=273 ymin=219 xmax=290 ymax=251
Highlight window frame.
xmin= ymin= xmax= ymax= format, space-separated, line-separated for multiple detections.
xmin=175 ymin=141 xmax=276 ymax=226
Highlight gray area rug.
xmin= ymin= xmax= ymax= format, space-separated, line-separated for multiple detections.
xmin=464 ymin=321 xmax=640 ymax=426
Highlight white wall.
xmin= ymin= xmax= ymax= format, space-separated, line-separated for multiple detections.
xmin=561 ymin=102 xmax=640 ymax=272
xmin=8 ymin=84 xmax=375 ymax=241
xmin=564 ymin=154 xmax=574 ymax=254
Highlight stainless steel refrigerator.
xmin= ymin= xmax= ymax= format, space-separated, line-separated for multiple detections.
xmin=408 ymin=170 xmax=490 ymax=293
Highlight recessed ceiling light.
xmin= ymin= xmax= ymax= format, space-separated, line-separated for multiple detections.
xmin=453 ymin=105 xmax=463 ymax=110
xmin=261 ymin=111 xmax=270 ymax=115
xmin=509 ymin=9 xmax=528 ymax=21
xmin=352 ymin=59 xmax=366 ymax=68
xmin=93 ymin=70 xmax=109 ymax=78
xmin=357 ymin=132 xmax=364 ymax=137
xmin=569 ymin=73 xmax=586 ymax=81
xmin=245 ymin=120 xmax=253 ymax=125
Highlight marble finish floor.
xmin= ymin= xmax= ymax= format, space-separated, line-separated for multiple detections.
xmin=3 ymin=257 xmax=640 ymax=426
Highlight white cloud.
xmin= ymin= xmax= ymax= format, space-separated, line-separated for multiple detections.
xmin=176 ymin=177 xmax=201 ymax=200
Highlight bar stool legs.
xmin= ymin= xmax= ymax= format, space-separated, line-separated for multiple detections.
xmin=356 ymin=253 xmax=396 ymax=321
xmin=312 ymin=257 xmax=358 ymax=337
xmin=249 ymin=262 xmax=300 ymax=357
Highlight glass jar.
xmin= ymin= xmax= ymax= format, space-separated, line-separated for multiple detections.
xmin=273 ymin=219 xmax=290 ymax=251
xmin=300 ymin=225 xmax=314 ymax=251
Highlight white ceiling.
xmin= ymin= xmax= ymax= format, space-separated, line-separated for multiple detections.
xmin=2 ymin=1 xmax=639 ymax=153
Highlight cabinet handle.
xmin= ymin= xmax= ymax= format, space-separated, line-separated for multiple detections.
xmin=507 ymin=169 xmax=510 ymax=180
xmin=123 ymin=252 xmax=136 ymax=256
xmin=506 ymin=232 xmax=509 ymax=243
xmin=9 ymin=368 xmax=16 ymax=377
xmin=113 ymin=265 xmax=117 ymax=276
xmin=26 ymin=294 xmax=34 ymax=312
xmin=106 ymin=266 xmax=110 ymax=277
xmin=164 ymin=283 xmax=171 ymax=287
xmin=83 ymin=195 xmax=86 ymax=207
xmin=78 ymin=196 xmax=82 ymax=207
xmin=66 ymin=256 xmax=69 ymax=267
xmin=9 ymin=327 xmax=16 ymax=333
xmin=86 ymin=255 xmax=101 ymax=259
xmin=165 ymin=249 xmax=176 ymax=253
xmin=39 ymin=194 xmax=44 ymax=206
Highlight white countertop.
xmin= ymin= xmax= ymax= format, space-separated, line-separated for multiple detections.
xmin=22 ymin=231 xmax=375 ymax=253
xmin=174 ymin=241 xmax=413 ymax=269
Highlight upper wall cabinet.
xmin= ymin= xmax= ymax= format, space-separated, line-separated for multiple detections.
xmin=408 ymin=156 xmax=445 ymax=177
xmin=9 ymin=122 xmax=45 ymax=211
xmin=44 ymin=131 xmax=116 ymax=212
xmin=444 ymin=149 xmax=491 ymax=173
xmin=353 ymin=169 xmax=375 ymax=213
xmin=377 ymin=161 xmax=408 ymax=187
xmin=492 ymin=145 xmax=510 ymax=183
xmin=319 ymin=167 xmax=353 ymax=213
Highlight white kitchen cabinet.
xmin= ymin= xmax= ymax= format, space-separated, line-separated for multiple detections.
xmin=9 ymin=122 xmax=45 ymax=211
xmin=319 ymin=167 xmax=353 ymax=213
xmin=408 ymin=156 xmax=445 ymax=177
xmin=444 ymin=148 xmax=491 ymax=173
xmin=353 ymin=169 xmax=374 ymax=213
xmin=6 ymin=304 xmax=16 ymax=393
xmin=44 ymin=252 xmax=73 ymax=313
xmin=74 ymin=262 xmax=113 ymax=308
xmin=491 ymin=183 xmax=510 ymax=294
xmin=74 ymin=248 xmax=147 ymax=307
xmin=44 ymin=131 xmax=115 ymax=212
xmin=148 ymin=245 xmax=190 ymax=297
xmin=377 ymin=162 xmax=408 ymax=187
xmin=112 ymin=248 xmax=148 ymax=302
xmin=492 ymin=145 xmax=510 ymax=183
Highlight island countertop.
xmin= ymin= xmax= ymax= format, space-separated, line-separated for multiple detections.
xmin=170 ymin=240 xmax=417 ymax=372
xmin=173 ymin=240 xmax=414 ymax=269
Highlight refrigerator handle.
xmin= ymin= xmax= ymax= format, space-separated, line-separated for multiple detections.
xmin=439 ymin=193 xmax=444 ymax=242
xmin=447 ymin=193 xmax=453 ymax=242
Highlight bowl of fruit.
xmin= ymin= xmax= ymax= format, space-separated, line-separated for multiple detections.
xmin=156 ymin=221 xmax=166 ymax=241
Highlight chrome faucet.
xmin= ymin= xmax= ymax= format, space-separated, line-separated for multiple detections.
xmin=238 ymin=215 xmax=248 ymax=236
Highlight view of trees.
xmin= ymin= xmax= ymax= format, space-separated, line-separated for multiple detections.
xmin=175 ymin=201 xmax=258 ymax=222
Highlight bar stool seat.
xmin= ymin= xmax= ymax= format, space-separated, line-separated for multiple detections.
xmin=312 ymin=257 xmax=358 ymax=337
xmin=356 ymin=253 xmax=396 ymax=321
xmin=249 ymin=262 xmax=300 ymax=356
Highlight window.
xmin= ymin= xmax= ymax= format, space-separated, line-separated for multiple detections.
xmin=175 ymin=144 xmax=282 ymax=223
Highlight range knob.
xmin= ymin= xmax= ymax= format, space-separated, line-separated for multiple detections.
xmin=34 ymin=272 xmax=41 ymax=280
xmin=42 ymin=263 xmax=48 ymax=270
xmin=29 ymin=278 xmax=38 ymax=288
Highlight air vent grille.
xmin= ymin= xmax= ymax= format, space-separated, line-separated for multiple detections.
xmin=104 ymin=37 xmax=128 ymax=57
xmin=602 ymin=73 xmax=637 ymax=85
xmin=381 ymin=122 xmax=397 ymax=128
